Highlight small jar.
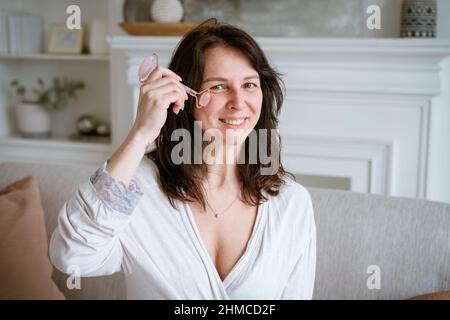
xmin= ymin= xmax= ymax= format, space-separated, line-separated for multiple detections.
xmin=401 ymin=0 xmax=437 ymax=37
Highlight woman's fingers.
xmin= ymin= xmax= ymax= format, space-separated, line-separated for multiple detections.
xmin=142 ymin=76 xmax=188 ymax=101
xmin=141 ymin=79 xmax=187 ymax=112
xmin=142 ymin=65 xmax=182 ymax=84
xmin=161 ymin=91 xmax=185 ymax=110
xmin=154 ymin=83 xmax=186 ymax=108
xmin=138 ymin=65 xmax=187 ymax=115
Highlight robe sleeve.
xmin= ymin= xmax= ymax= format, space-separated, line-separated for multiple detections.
xmin=49 ymin=161 xmax=143 ymax=277
xmin=280 ymin=190 xmax=317 ymax=299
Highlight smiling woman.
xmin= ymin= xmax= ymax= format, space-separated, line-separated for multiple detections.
xmin=49 ymin=19 xmax=316 ymax=300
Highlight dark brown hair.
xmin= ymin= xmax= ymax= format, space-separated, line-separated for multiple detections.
xmin=148 ymin=19 xmax=292 ymax=210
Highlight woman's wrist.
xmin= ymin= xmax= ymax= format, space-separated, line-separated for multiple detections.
xmin=127 ymin=128 xmax=157 ymax=152
xmin=106 ymin=130 xmax=151 ymax=185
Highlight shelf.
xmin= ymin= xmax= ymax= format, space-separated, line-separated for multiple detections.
xmin=0 ymin=135 xmax=114 ymax=166
xmin=0 ymin=135 xmax=112 ymax=151
xmin=0 ymin=53 xmax=110 ymax=62
xmin=119 ymin=22 xmax=199 ymax=36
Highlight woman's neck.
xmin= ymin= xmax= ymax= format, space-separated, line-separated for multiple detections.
xmin=203 ymin=141 xmax=243 ymax=189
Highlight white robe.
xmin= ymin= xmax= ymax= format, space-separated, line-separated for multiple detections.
xmin=49 ymin=157 xmax=316 ymax=299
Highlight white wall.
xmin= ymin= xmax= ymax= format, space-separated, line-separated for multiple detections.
xmin=429 ymin=0 xmax=450 ymax=202
xmin=437 ymin=0 xmax=450 ymax=39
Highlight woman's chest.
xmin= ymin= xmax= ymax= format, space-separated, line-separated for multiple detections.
xmin=122 ymin=199 xmax=294 ymax=298
xmin=189 ymin=202 xmax=259 ymax=282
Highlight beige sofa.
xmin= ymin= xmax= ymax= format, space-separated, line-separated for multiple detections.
xmin=1 ymin=161 xmax=449 ymax=299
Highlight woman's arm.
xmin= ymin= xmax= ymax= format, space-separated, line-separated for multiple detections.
xmin=49 ymin=64 xmax=186 ymax=277
xmin=105 ymin=130 xmax=150 ymax=185
xmin=107 ymin=64 xmax=187 ymax=185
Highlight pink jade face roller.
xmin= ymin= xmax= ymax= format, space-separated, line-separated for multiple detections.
xmin=138 ymin=53 xmax=211 ymax=110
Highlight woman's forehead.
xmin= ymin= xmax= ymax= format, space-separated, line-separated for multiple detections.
xmin=204 ymin=45 xmax=249 ymax=63
xmin=202 ymin=46 xmax=257 ymax=79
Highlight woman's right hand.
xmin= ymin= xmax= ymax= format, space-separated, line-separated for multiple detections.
xmin=130 ymin=64 xmax=188 ymax=146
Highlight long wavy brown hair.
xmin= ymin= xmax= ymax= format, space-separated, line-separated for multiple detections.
xmin=148 ymin=18 xmax=293 ymax=211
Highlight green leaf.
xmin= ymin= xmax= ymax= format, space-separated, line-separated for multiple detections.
xmin=17 ymin=86 xmax=25 ymax=96
xmin=11 ymin=76 xmax=85 ymax=111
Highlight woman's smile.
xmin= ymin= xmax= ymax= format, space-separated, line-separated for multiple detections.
xmin=218 ymin=117 xmax=250 ymax=129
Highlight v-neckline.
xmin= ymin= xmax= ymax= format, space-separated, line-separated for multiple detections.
xmin=183 ymin=200 xmax=266 ymax=290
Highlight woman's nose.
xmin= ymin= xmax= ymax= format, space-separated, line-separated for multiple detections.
xmin=226 ymin=88 xmax=245 ymax=109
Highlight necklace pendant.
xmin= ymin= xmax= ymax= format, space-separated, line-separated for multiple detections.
xmin=214 ymin=212 xmax=220 ymax=218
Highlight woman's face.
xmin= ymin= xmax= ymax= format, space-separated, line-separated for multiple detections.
xmin=193 ymin=45 xmax=263 ymax=146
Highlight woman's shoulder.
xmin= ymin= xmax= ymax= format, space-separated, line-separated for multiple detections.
xmin=276 ymin=175 xmax=312 ymax=206
xmin=269 ymin=176 xmax=315 ymax=227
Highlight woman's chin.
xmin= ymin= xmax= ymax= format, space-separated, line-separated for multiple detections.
xmin=224 ymin=130 xmax=250 ymax=146
xmin=223 ymin=139 xmax=245 ymax=147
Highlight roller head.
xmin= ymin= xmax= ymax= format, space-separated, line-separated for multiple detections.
xmin=139 ymin=54 xmax=158 ymax=82
xmin=198 ymin=91 xmax=211 ymax=108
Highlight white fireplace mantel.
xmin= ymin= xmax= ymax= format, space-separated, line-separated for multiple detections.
xmin=109 ymin=36 xmax=450 ymax=203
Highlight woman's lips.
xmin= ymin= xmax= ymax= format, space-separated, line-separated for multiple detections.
xmin=219 ymin=117 xmax=249 ymax=129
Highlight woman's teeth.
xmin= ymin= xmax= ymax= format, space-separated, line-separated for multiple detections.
xmin=220 ymin=118 xmax=246 ymax=125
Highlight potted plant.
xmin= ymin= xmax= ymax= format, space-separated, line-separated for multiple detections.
xmin=10 ymin=77 xmax=85 ymax=138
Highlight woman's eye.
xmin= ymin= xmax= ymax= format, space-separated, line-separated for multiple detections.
xmin=244 ymin=82 xmax=258 ymax=89
xmin=210 ymin=84 xmax=226 ymax=91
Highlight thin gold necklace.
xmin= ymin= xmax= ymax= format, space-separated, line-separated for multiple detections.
xmin=204 ymin=190 xmax=240 ymax=218
xmin=205 ymin=193 xmax=239 ymax=218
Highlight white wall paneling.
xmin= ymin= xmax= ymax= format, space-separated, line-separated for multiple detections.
xmin=282 ymin=134 xmax=393 ymax=194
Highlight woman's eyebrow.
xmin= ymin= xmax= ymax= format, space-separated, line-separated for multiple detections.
xmin=201 ymin=75 xmax=260 ymax=84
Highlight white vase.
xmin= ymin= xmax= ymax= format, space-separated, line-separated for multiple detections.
xmin=15 ymin=103 xmax=51 ymax=138
xmin=88 ymin=18 xmax=109 ymax=55
xmin=150 ymin=0 xmax=184 ymax=23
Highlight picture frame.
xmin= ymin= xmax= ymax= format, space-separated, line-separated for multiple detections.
xmin=48 ymin=24 xmax=84 ymax=54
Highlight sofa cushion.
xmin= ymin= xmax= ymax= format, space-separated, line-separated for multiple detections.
xmin=310 ymin=187 xmax=450 ymax=299
xmin=0 ymin=176 xmax=65 ymax=299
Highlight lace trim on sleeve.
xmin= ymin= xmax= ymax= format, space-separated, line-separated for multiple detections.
xmin=89 ymin=161 xmax=144 ymax=215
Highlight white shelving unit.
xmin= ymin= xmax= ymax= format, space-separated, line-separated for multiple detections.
xmin=0 ymin=0 xmax=117 ymax=166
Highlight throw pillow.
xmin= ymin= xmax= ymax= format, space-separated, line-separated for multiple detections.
xmin=0 ymin=176 xmax=65 ymax=299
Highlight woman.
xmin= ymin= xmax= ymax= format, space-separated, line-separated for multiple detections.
xmin=49 ymin=19 xmax=316 ymax=299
